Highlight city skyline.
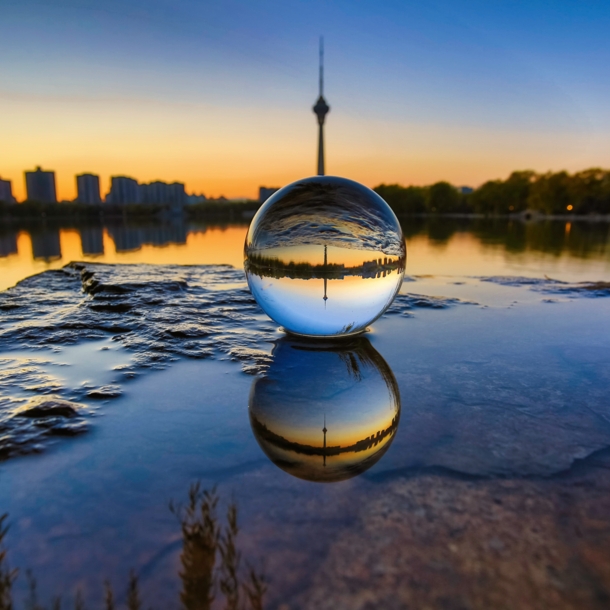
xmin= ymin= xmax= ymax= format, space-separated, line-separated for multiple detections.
xmin=1 ymin=1 xmax=609 ymax=201
xmin=1 ymin=167 xmax=200 ymax=204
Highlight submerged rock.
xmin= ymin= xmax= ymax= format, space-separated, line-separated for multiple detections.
xmin=0 ymin=395 xmax=88 ymax=459
xmin=15 ymin=396 xmax=81 ymax=418
xmin=387 ymin=292 xmax=477 ymax=313
xmin=85 ymin=385 xmax=123 ymax=399
xmin=480 ymin=275 xmax=610 ymax=297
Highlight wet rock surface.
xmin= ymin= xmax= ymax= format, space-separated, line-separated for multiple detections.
xmin=0 ymin=262 xmax=278 ymax=458
xmin=0 ymin=263 xmax=476 ymax=460
xmin=270 ymin=449 xmax=610 ymax=610
xmin=0 ymin=262 xmax=277 ymax=369
xmin=0 ymin=395 xmax=87 ymax=459
xmin=480 ymin=275 xmax=610 ymax=297
xmin=388 ymin=291 xmax=477 ymax=313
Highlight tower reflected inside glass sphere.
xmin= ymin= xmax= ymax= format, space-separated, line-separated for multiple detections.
xmin=244 ymin=176 xmax=406 ymax=337
xmin=249 ymin=336 xmax=401 ymax=483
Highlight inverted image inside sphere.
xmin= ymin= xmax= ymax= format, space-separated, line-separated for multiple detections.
xmin=244 ymin=176 xmax=406 ymax=337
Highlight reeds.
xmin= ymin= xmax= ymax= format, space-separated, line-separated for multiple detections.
xmin=0 ymin=484 xmax=266 ymax=610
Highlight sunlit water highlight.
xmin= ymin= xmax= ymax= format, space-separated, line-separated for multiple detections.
xmin=1 ymin=218 xmax=610 ymax=291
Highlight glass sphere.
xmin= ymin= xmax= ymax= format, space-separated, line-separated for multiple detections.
xmin=249 ymin=336 xmax=401 ymax=483
xmin=244 ymin=176 xmax=406 ymax=337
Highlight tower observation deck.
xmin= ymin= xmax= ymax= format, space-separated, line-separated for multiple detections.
xmin=313 ymin=37 xmax=330 ymax=176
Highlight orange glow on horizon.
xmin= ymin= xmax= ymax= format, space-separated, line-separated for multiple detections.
xmin=260 ymin=411 xmax=398 ymax=450
xmin=2 ymin=95 xmax=608 ymax=202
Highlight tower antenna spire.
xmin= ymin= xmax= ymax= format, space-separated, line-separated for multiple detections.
xmin=319 ymin=36 xmax=324 ymax=97
xmin=313 ymin=36 xmax=330 ymax=176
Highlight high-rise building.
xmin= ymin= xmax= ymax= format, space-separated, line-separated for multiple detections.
xmin=259 ymin=187 xmax=279 ymax=203
xmin=140 ymin=181 xmax=186 ymax=205
xmin=25 ymin=167 xmax=57 ymax=203
xmin=168 ymin=182 xmax=187 ymax=206
xmin=76 ymin=174 xmax=102 ymax=204
xmin=0 ymin=177 xmax=15 ymax=203
xmin=312 ymin=37 xmax=330 ymax=176
xmin=106 ymin=176 xmax=141 ymax=205
xmin=186 ymin=193 xmax=207 ymax=205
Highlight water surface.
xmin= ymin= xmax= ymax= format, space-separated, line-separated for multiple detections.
xmin=0 ymin=218 xmax=609 ymax=608
xmin=1 ymin=218 xmax=609 ymax=291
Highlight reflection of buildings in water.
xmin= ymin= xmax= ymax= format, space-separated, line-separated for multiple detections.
xmin=108 ymin=224 xmax=188 ymax=253
xmin=109 ymin=226 xmax=143 ymax=253
xmin=31 ymin=230 xmax=62 ymax=261
xmin=142 ymin=224 xmax=188 ymax=247
xmin=79 ymin=227 xmax=104 ymax=256
xmin=0 ymin=233 xmax=18 ymax=257
xmin=249 ymin=336 xmax=400 ymax=483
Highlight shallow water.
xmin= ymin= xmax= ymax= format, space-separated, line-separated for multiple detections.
xmin=0 ymin=219 xmax=609 ymax=608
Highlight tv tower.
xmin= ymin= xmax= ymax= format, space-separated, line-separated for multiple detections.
xmin=313 ymin=37 xmax=330 ymax=176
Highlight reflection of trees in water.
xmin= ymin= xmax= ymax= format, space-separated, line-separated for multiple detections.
xmin=0 ymin=486 xmax=266 ymax=610
xmin=400 ymin=217 xmax=610 ymax=259
xmin=245 ymin=252 xmax=406 ymax=281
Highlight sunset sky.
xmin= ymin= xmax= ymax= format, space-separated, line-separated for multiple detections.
xmin=1 ymin=0 xmax=609 ymax=201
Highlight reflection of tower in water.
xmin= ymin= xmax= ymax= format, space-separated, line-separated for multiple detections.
xmin=322 ymin=414 xmax=327 ymax=467
xmin=323 ymin=244 xmax=328 ymax=305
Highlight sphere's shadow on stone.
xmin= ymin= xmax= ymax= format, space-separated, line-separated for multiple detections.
xmin=249 ymin=335 xmax=401 ymax=483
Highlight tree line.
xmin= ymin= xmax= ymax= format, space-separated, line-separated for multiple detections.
xmin=374 ymin=168 xmax=610 ymax=216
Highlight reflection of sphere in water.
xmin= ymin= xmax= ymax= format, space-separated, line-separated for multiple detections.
xmin=244 ymin=176 xmax=406 ymax=337
xmin=249 ymin=336 xmax=401 ymax=483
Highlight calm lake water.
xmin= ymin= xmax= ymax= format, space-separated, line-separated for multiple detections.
xmin=1 ymin=218 xmax=609 ymax=291
xmin=0 ymin=217 xmax=609 ymax=608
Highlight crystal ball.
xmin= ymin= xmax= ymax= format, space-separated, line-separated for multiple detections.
xmin=249 ymin=336 xmax=401 ymax=483
xmin=244 ymin=176 xmax=406 ymax=337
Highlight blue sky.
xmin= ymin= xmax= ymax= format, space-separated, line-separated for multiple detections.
xmin=1 ymin=0 xmax=609 ymax=199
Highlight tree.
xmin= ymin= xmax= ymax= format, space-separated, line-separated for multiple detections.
xmin=527 ymin=171 xmax=575 ymax=214
xmin=374 ymin=184 xmax=427 ymax=214
xmin=428 ymin=182 xmax=462 ymax=213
